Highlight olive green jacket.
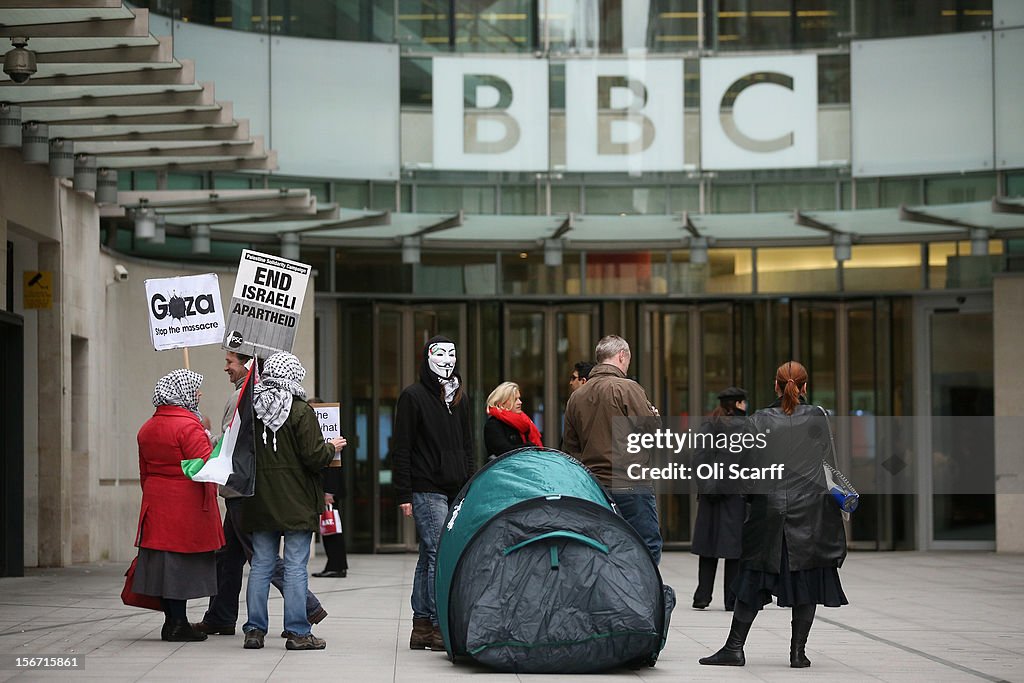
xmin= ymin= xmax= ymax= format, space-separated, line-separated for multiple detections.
xmin=242 ymin=398 xmax=335 ymax=532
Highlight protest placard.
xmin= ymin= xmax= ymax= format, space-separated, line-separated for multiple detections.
xmin=144 ymin=273 xmax=225 ymax=351
xmin=310 ymin=402 xmax=341 ymax=462
xmin=223 ymin=250 xmax=311 ymax=357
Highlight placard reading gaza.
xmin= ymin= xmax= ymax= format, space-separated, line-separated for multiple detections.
xmin=144 ymin=273 xmax=225 ymax=351
xmin=223 ymin=250 xmax=311 ymax=357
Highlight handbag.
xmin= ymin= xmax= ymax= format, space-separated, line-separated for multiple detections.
xmin=817 ymin=406 xmax=860 ymax=514
xmin=319 ymin=505 xmax=342 ymax=536
xmin=121 ymin=556 xmax=163 ymax=611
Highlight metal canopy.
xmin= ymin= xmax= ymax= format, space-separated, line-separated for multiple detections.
xmin=0 ymin=2 xmax=276 ymax=177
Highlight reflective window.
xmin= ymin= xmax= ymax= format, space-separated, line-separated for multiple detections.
xmin=841 ymin=179 xmax=879 ymax=210
xmin=586 ymin=252 xmax=667 ymax=294
xmin=843 ymin=244 xmax=923 ymax=291
xmin=335 ymin=182 xmax=371 ymax=209
xmin=855 ymin=0 xmax=992 ymax=40
xmin=502 ymin=250 xmax=581 ymax=294
xmin=712 ymin=0 xmax=851 ymax=51
xmin=417 ymin=185 xmax=496 ymax=213
xmin=925 ymin=173 xmax=997 ymax=205
xmin=756 ymin=182 xmax=835 ymax=212
xmin=668 ymin=248 xmax=753 ymax=294
xmin=335 ymin=250 xmax=412 ymax=293
xmin=551 ymin=185 xmax=582 ymax=213
xmin=415 ymin=251 xmax=497 ymax=295
xmin=711 ymin=184 xmax=752 ymax=213
xmin=501 ymin=185 xmax=538 ymax=214
xmin=669 ymin=185 xmax=700 ymax=213
xmin=398 ymin=1 xmax=452 ymax=50
xmin=455 ymin=0 xmax=533 ymax=52
xmin=648 ymin=0 xmax=701 ymax=52
xmin=584 ymin=186 xmax=668 ymax=215
xmin=880 ymin=178 xmax=921 ymax=207
xmin=757 ymin=246 xmax=837 ymax=293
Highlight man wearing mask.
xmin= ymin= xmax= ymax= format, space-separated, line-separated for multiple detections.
xmin=393 ymin=336 xmax=475 ymax=651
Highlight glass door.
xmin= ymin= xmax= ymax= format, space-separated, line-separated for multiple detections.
xmin=642 ymin=304 xmax=737 ymax=549
xmin=504 ymin=304 xmax=598 ymax=448
xmin=917 ymin=296 xmax=994 ymax=548
xmin=373 ymin=303 xmax=466 ymax=552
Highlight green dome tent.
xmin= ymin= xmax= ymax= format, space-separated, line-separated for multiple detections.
xmin=435 ymin=447 xmax=675 ymax=673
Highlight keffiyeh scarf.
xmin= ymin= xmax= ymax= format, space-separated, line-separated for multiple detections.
xmin=253 ymin=352 xmax=307 ymax=449
xmin=152 ymin=369 xmax=203 ymax=416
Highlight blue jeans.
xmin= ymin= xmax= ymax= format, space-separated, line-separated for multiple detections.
xmin=203 ymin=499 xmax=321 ymax=627
xmin=411 ymin=492 xmax=450 ymax=625
xmin=244 ymin=530 xmax=312 ymax=637
xmin=610 ymin=488 xmax=663 ymax=565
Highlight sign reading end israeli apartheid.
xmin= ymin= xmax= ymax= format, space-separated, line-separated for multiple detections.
xmin=144 ymin=273 xmax=225 ymax=351
xmin=310 ymin=402 xmax=342 ymax=462
xmin=223 ymin=249 xmax=311 ymax=357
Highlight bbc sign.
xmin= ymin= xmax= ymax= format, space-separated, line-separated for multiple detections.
xmin=433 ymin=54 xmax=817 ymax=173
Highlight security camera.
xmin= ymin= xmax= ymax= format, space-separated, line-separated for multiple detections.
xmin=114 ymin=264 xmax=129 ymax=282
xmin=3 ymin=38 xmax=37 ymax=84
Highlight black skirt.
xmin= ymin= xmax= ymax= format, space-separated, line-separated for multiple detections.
xmin=133 ymin=547 xmax=217 ymax=601
xmin=731 ymin=537 xmax=848 ymax=610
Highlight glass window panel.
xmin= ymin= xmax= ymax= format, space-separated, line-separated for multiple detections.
xmin=818 ymin=54 xmax=850 ymax=104
xmin=371 ymin=182 xmax=399 ymax=211
xmin=1008 ymin=172 xmax=1024 ymax=197
xmin=585 ymin=186 xmax=667 ymax=215
xmin=213 ymin=174 xmax=253 ymax=190
xmin=925 ymin=173 xmax=997 ymax=204
xmin=757 ymin=246 xmax=837 ymax=293
xmin=401 ymin=57 xmax=433 ymax=106
xmin=335 ymin=251 xmax=412 ymax=293
xmin=711 ymin=184 xmax=751 ymax=213
xmin=502 ymin=250 xmax=582 ymax=294
xmin=855 ymin=0 xmax=992 ymax=40
xmin=702 ymin=309 xmax=733 ymax=414
xmin=840 ymin=179 xmax=879 ymax=209
xmin=398 ymin=1 xmax=451 ymax=51
xmin=335 ymin=182 xmax=371 ymax=209
xmin=668 ymin=248 xmax=753 ymax=294
xmin=415 ymin=251 xmax=497 ymax=295
xmin=551 ymin=185 xmax=581 ymax=213
xmin=585 ymin=252 xmax=667 ymax=294
xmin=543 ymin=0 xmax=600 ymax=53
xmin=417 ymin=185 xmax=496 ymax=213
xmin=756 ymin=182 xmax=835 ymax=212
xmin=843 ymin=244 xmax=922 ymax=291
xmin=501 ymin=185 xmax=538 ymax=214
xmin=668 ymin=185 xmax=700 ymax=213
xmin=167 ymin=173 xmax=205 ymax=190
xmin=455 ymin=0 xmax=533 ymax=52
xmin=648 ymin=0 xmax=701 ymax=52
xmin=879 ymin=178 xmax=921 ymax=207
xmin=714 ymin=0 xmax=851 ymax=51
xmin=132 ymin=171 xmax=158 ymax=191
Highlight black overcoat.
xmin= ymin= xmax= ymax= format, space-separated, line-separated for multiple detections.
xmin=740 ymin=401 xmax=847 ymax=573
xmin=690 ymin=416 xmax=747 ymax=559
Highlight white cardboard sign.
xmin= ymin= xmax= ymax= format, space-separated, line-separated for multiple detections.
xmin=223 ymin=250 xmax=311 ymax=357
xmin=144 ymin=273 xmax=225 ymax=351
xmin=311 ymin=402 xmax=341 ymax=461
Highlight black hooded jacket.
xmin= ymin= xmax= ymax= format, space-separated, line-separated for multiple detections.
xmin=392 ymin=335 xmax=475 ymax=505
xmin=740 ymin=399 xmax=847 ymax=572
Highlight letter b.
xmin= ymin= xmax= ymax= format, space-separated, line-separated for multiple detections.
xmin=463 ymin=74 xmax=521 ymax=154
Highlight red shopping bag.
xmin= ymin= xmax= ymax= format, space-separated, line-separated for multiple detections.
xmin=121 ymin=556 xmax=163 ymax=611
xmin=319 ymin=505 xmax=342 ymax=536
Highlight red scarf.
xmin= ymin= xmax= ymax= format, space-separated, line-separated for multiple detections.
xmin=487 ymin=406 xmax=542 ymax=447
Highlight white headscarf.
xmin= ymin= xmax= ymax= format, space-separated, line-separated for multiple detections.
xmin=253 ymin=352 xmax=307 ymax=450
xmin=152 ymin=369 xmax=203 ymax=417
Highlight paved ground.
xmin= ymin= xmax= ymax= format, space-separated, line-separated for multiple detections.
xmin=0 ymin=551 xmax=1022 ymax=682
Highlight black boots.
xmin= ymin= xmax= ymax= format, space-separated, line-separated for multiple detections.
xmin=161 ymin=619 xmax=208 ymax=642
xmin=790 ymin=618 xmax=813 ymax=668
xmin=698 ymin=616 xmax=752 ymax=666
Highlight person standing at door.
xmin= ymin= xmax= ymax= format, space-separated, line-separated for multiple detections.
xmin=484 ymin=381 xmax=543 ymax=459
xmin=393 ymin=335 xmax=475 ymax=651
xmin=691 ymin=386 xmax=748 ymax=611
xmin=568 ymin=361 xmax=594 ymax=395
xmin=700 ymin=361 xmax=848 ymax=669
xmin=562 ymin=335 xmax=663 ymax=563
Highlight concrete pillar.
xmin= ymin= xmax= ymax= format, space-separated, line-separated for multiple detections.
xmin=993 ymin=273 xmax=1024 ymax=553
xmin=36 ymin=240 xmax=71 ymax=566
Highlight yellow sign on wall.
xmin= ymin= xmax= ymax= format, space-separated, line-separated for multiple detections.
xmin=23 ymin=271 xmax=52 ymax=309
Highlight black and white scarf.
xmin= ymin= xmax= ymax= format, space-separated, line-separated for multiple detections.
xmin=253 ymin=352 xmax=307 ymax=450
xmin=152 ymin=369 xmax=203 ymax=417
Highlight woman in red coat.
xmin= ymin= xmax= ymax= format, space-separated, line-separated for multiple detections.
xmin=134 ymin=369 xmax=225 ymax=642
